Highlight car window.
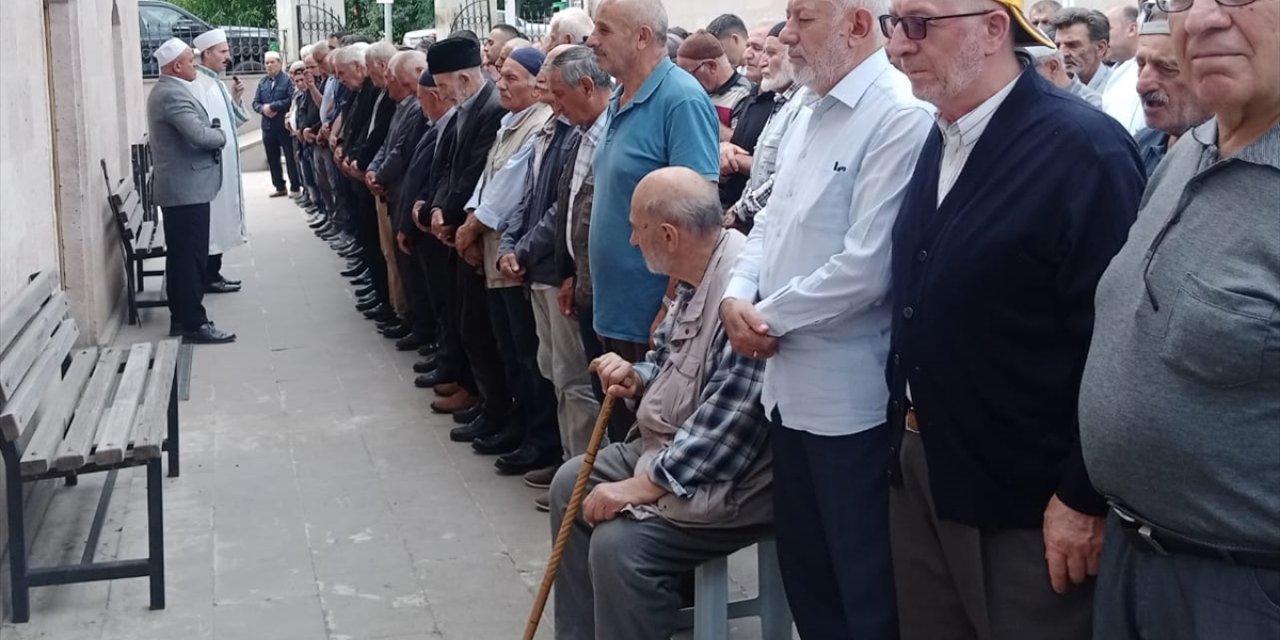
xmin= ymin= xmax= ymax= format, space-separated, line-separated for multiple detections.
xmin=140 ymin=4 xmax=198 ymax=37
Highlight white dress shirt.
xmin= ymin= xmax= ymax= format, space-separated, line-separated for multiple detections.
xmin=723 ymin=49 xmax=934 ymax=437
xmin=566 ymin=109 xmax=609 ymax=261
xmin=937 ymin=74 xmax=1019 ymax=205
xmin=1101 ymin=57 xmax=1144 ymax=134
xmin=466 ymin=106 xmax=540 ymax=229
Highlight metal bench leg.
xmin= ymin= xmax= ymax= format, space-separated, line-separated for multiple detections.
xmin=757 ymin=540 xmax=793 ymax=640
xmin=166 ymin=379 xmax=179 ymax=478
xmin=124 ymin=262 xmax=140 ymax=326
xmin=4 ymin=448 xmax=30 ymax=623
xmin=136 ymin=260 xmax=146 ymax=292
xmin=693 ymin=556 xmax=729 ymax=640
xmin=146 ymin=458 xmax=165 ymax=610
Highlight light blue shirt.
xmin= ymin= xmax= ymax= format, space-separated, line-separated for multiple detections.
xmin=590 ymin=57 xmax=721 ymax=343
xmin=321 ymin=75 xmax=339 ymax=124
xmin=723 ymin=49 xmax=934 ymax=436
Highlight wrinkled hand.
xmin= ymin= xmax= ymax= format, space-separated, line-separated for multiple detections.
xmin=1043 ymin=495 xmax=1105 ymax=594
xmin=460 ymin=242 xmax=482 ymax=266
xmin=582 ymin=476 xmax=666 ymax=525
xmin=396 ymin=231 xmax=412 ymax=255
xmin=719 ymin=298 xmax=777 ymax=359
xmin=364 ymin=171 xmax=379 ymax=191
xmin=263 ymin=105 xmax=276 ymax=118
xmin=722 ymin=206 xmax=737 ymax=229
xmin=589 ymin=353 xmax=642 ymax=399
xmin=732 ymin=149 xmax=753 ymax=175
xmin=557 ymin=277 xmax=575 ymax=319
xmin=430 ymin=208 xmax=447 ymax=241
xmin=302 ymin=129 xmax=317 ymax=143
xmin=719 ymin=142 xmax=742 ymax=175
xmin=498 ymin=253 xmax=523 ymax=281
xmin=455 ymin=215 xmax=482 ymax=254
xmin=232 ymin=77 xmax=245 ymax=101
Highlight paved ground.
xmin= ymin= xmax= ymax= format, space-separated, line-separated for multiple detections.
xmin=1 ymin=171 xmax=771 ymax=640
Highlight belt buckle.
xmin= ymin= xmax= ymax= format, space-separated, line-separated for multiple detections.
xmin=1113 ymin=503 xmax=1170 ymax=556
xmin=1137 ymin=524 xmax=1169 ymax=555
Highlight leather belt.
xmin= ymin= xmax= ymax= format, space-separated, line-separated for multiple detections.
xmin=905 ymin=408 xmax=920 ymax=434
xmin=1111 ymin=503 xmax=1280 ymax=571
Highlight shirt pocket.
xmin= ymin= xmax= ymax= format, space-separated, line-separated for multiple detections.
xmin=1159 ymin=273 xmax=1276 ymax=389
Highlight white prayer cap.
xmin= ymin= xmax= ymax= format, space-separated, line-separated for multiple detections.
xmin=153 ymin=37 xmax=190 ymax=67
xmin=193 ymin=28 xmax=228 ymax=51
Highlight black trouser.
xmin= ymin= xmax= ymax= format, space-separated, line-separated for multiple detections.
xmin=599 ymin=336 xmax=648 ymax=443
xmin=770 ymin=415 xmax=898 ymax=639
xmin=489 ymin=286 xmax=559 ymax=452
xmin=457 ymin=261 xmax=510 ymax=425
xmin=416 ymin=235 xmax=468 ymax=386
xmin=576 ymin=301 xmax=606 ymax=403
xmin=396 ymin=241 xmax=435 ymax=342
xmin=162 ymin=203 xmax=211 ymax=331
xmin=207 ymin=253 xmax=223 ymax=284
xmin=351 ymin=184 xmax=388 ymax=303
xmin=262 ymin=126 xmax=300 ymax=192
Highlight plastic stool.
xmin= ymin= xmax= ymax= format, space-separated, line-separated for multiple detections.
xmin=675 ymin=539 xmax=793 ymax=639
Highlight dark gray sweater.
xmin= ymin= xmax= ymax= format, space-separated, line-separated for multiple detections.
xmin=1080 ymin=119 xmax=1280 ymax=550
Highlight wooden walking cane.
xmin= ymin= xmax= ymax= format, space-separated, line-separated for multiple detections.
xmin=522 ymin=395 xmax=616 ymax=640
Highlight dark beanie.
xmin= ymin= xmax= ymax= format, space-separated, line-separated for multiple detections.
xmin=418 ymin=67 xmax=436 ymax=87
xmin=427 ymin=37 xmax=482 ymax=74
xmin=508 ymin=47 xmax=545 ymax=76
xmin=769 ymin=22 xmax=786 ymax=38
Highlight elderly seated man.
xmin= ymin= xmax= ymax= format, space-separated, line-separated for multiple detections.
xmin=549 ymin=166 xmax=773 ymax=640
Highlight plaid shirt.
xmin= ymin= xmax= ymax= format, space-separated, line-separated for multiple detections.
xmin=633 ymin=282 xmax=769 ymax=498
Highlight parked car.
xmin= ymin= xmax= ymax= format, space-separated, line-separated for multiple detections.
xmin=403 ymin=28 xmax=441 ymax=49
xmin=138 ymin=0 xmax=277 ymax=78
xmin=494 ymin=10 xmax=549 ymax=41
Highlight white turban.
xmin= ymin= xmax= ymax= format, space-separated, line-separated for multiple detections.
xmin=153 ymin=37 xmax=189 ymax=67
xmin=193 ymin=28 xmax=227 ymax=51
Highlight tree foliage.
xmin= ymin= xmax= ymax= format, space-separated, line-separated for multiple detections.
xmin=345 ymin=0 xmax=436 ymax=42
xmin=170 ymin=0 xmax=276 ymax=28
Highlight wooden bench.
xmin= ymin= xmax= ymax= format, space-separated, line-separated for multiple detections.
xmin=102 ymin=158 xmax=167 ymax=326
xmin=0 ymin=271 xmax=182 ymax=623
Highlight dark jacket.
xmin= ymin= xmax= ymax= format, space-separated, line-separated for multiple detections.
xmin=350 ymin=88 xmax=397 ymax=171
xmin=253 ymin=71 xmax=293 ymax=132
xmin=396 ymin=120 xmax=442 ymax=237
xmin=500 ymin=118 xmax=582 ymax=286
xmin=719 ymin=89 xmax=775 ymax=208
xmin=337 ymin=78 xmax=377 ymax=161
xmin=371 ymin=97 xmax=427 ymax=209
xmin=886 ymin=68 xmax=1145 ymax=530
xmin=430 ymin=82 xmax=506 ymax=226
xmin=552 ymin=135 xmax=597 ymax=310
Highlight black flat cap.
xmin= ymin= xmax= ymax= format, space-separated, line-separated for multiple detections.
xmin=428 ymin=37 xmax=482 ymax=74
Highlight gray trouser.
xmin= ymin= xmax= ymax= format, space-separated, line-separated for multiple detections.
xmin=549 ymin=442 xmax=769 ymax=640
xmin=1094 ymin=513 xmax=1280 ymax=639
xmin=891 ymin=431 xmax=1093 ymax=640
xmin=530 ymin=286 xmax=599 ymax=458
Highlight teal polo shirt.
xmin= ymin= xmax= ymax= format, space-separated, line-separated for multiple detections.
xmin=589 ymin=57 xmax=721 ymax=343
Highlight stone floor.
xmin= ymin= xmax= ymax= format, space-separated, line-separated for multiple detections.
xmin=1 ymin=171 xmax=771 ymax=640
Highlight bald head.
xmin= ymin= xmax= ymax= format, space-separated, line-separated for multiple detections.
xmin=630 ymin=168 xmax=722 ymax=280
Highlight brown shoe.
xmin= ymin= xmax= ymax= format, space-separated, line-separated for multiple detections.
xmin=430 ymin=389 xmax=475 ymax=414
xmin=523 ymin=464 xmax=560 ymax=490
xmin=533 ymin=491 xmax=550 ymax=512
xmin=433 ymin=382 xmax=460 ymax=397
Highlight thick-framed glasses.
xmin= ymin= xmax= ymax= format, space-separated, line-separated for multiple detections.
xmin=878 ymin=10 xmax=997 ymax=40
xmin=1155 ymin=0 xmax=1258 ymax=12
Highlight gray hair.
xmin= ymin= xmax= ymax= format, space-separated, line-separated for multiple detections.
xmin=332 ymin=42 xmax=369 ymax=68
xmin=366 ymin=41 xmax=398 ymax=65
xmin=599 ymin=0 xmax=668 ymax=46
xmin=299 ymin=44 xmax=314 ymax=59
xmin=311 ymin=40 xmax=332 ymax=57
xmin=551 ymin=7 xmax=595 ymax=43
xmin=1029 ymin=0 xmax=1063 ymax=15
xmin=264 ymin=51 xmax=282 ymax=62
xmin=646 ymin=179 xmax=722 ymax=236
xmin=1051 ymin=7 xmax=1111 ymax=43
xmin=389 ymin=49 xmax=426 ymax=76
xmin=549 ymin=45 xmax=614 ymax=91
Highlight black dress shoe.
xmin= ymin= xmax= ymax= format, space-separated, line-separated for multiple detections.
xmin=418 ymin=342 xmax=439 ymax=357
xmin=341 ymin=264 xmax=366 ymax=277
xmin=355 ymin=284 xmax=377 ymax=298
xmin=181 ymin=322 xmax=236 ymax=344
xmin=394 ymin=333 xmax=424 ymax=351
xmin=452 ymin=402 xmax=483 ymax=425
xmin=376 ymin=317 xmax=402 ymax=330
xmin=350 ymin=277 xmax=372 ymax=288
xmin=412 ymin=357 xmax=438 ymax=374
xmin=495 ymin=445 xmax=562 ymax=476
xmin=205 ymin=280 xmax=242 ymax=294
xmin=450 ymin=415 xmax=497 ymax=443
xmin=219 ymin=276 xmax=242 ymax=287
xmin=364 ymin=305 xmax=395 ymax=321
xmin=309 ymin=216 xmax=329 ymax=229
xmin=414 ymin=370 xmax=454 ymax=388
xmin=473 ymin=429 xmax=524 ymax=456
xmin=382 ymin=324 xmax=412 ymax=340
xmin=355 ymin=297 xmax=383 ymax=312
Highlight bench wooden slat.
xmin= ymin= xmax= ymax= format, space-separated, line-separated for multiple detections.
xmin=124 ymin=197 xmax=146 ymax=240
xmin=113 ymin=179 xmax=139 ymax=212
xmin=137 ymin=220 xmax=156 ymax=250
xmin=0 ymin=292 xmax=69 ymax=403
xmin=130 ymin=339 xmax=179 ymax=461
xmin=0 ymin=318 xmax=79 ymax=443
xmin=54 ymin=347 xmax=126 ymax=471
xmin=150 ymin=219 xmax=166 ymax=251
xmin=0 ymin=271 xmax=56 ymax=358
xmin=19 ymin=349 xmax=99 ymax=476
xmin=92 ymin=343 xmax=153 ymax=465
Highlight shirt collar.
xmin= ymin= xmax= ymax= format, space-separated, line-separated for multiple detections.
xmin=709 ymin=71 xmax=745 ymax=97
xmin=583 ymin=108 xmax=609 ymax=143
xmin=612 ymin=57 xmax=676 ymax=112
xmin=459 ymin=81 xmax=489 ymax=113
xmin=824 ymin=48 xmax=892 ymax=111
xmin=501 ymin=102 xmax=543 ymax=130
xmin=1191 ymin=117 xmax=1280 ymax=170
xmin=934 ymin=71 xmax=1020 ymax=144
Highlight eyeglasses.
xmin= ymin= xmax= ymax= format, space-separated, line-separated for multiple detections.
xmin=878 ymin=10 xmax=998 ymax=40
xmin=1155 ymin=0 xmax=1258 ymax=12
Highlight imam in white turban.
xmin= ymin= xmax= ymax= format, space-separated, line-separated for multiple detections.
xmin=193 ymin=28 xmax=228 ymax=51
xmin=153 ymin=37 xmax=190 ymax=67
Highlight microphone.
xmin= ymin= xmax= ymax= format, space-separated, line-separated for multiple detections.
xmin=211 ymin=118 xmax=222 ymax=164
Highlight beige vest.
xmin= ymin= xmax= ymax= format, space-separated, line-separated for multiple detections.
xmin=634 ymin=231 xmax=773 ymax=529
xmin=481 ymin=103 xmax=554 ymax=288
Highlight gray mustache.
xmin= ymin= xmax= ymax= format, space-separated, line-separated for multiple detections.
xmin=1141 ymin=90 xmax=1170 ymax=107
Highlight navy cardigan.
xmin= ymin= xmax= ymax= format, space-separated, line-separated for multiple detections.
xmin=886 ymin=68 xmax=1146 ymax=529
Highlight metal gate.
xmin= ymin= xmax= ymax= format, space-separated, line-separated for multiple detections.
xmin=451 ymin=0 xmax=494 ymax=36
xmin=296 ymin=2 xmax=344 ymax=48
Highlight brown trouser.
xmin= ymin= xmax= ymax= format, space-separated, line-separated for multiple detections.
xmin=375 ymin=198 xmax=407 ymax=315
xmin=890 ymin=431 xmax=1094 ymax=640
